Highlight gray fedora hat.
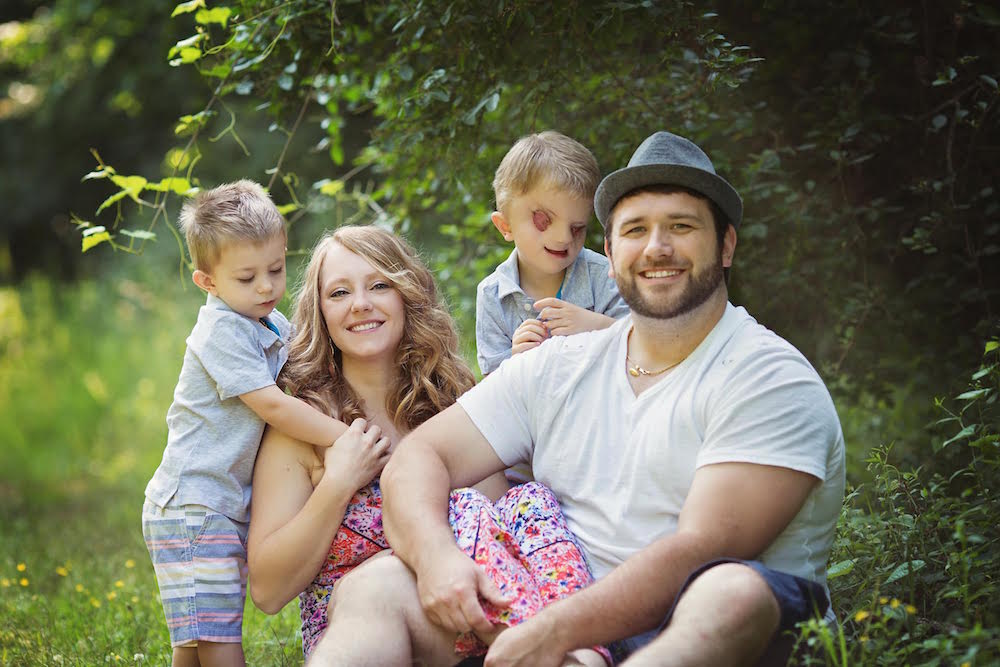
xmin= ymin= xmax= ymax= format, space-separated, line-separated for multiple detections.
xmin=594 ymin=131 xmax=743 ymax=229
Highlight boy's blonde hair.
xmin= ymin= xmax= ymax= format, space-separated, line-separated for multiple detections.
xmin=178 ymin=179 xmax=286 ymax=271
xmin=492 ymin=131 xmax=600 ymax=213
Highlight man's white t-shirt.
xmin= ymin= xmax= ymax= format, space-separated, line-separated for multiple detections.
xmin=457 ymin=303 xmax=845 ymax=607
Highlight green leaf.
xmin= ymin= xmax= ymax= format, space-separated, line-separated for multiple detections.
xmin=146 ymin=177 xmax=193 ymax=195
xmin=276 ymin=203 xmax=298 ymax=216
xmin=196 ymin=7 xmax=232 ymax=27
xmin=171 ymin=0 xmax=206 ymax=17
xmin=317 ymin=179 xmax=345 ymax=196
xmin=986 ymin=341 xmax=999 ymax=354
xmin=81 ymin=227 xmax=112 ymax=252
xmin=110 ymin=175 xmax=148 ymax=202
xmin=937 ymin=424 xmax=977 ymax=451
xmin=981 ymin=74 xmax=999 ymax=90
xmin=883 ymin=559 xmax=925 ymax=585
xmin=956 ymin=388 xmax=990 ymax=400
xmin=119 ymin=229 xmax=157 ymax=241
xmin=81 ymin=169 xmax=113 ymax=182
xmin=96 ymin=190 xmax=130 ymax=215
xmin=827 ymin=559 xmax=856 ymax=579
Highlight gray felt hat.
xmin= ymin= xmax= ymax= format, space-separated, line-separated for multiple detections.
xmin=594 ymin=131 xmax=743 ymax=229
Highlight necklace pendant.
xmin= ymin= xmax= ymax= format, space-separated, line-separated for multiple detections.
xmin=628 ymin=366 xmax=641 ymax=377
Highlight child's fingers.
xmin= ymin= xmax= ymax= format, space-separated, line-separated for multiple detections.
xmin=532 ymin=297 xmax=565 ymax=310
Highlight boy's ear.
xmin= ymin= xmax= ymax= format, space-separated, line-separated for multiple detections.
xmin=490 ymin=211 xmax=514 ymax=242
xmin=192 ymin=269 xmax=217 ymax=295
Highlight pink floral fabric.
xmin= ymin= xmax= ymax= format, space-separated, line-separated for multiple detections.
xmin=298 ymin=480 xmax=387 ymax=656
xmin=449 ymin=482 xmax=611 ymax=664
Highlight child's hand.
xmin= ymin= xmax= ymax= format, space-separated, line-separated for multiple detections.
xmin=512 ymin=318 xmax=549 ymax=356
xmin=534 ymin=298 xmax=616 ymax=336
xmin=321 ymin=418 xmax=391 ymax=493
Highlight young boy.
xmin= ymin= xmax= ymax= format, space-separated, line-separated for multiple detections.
xmin=476 ymin=130 xmax=629 ymax=376
xmin=142 ymin=180 xmax=350 ymax=667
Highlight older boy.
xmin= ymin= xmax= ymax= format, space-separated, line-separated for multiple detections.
xmin=476 ymin=131 xmax=629 ymax=376
xmin=142 ymin=180 xmax=358 ymax=667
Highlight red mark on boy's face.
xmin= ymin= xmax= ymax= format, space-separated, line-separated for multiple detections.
xmin=532 ymin=210 xmax=551 ymax=232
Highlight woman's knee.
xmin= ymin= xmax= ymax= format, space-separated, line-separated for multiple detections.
xmin=334 ymin=554 xmax=417 ymax=608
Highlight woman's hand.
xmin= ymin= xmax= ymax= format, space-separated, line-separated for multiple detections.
xmin=320 ymin=418 xmax=391 ymax=493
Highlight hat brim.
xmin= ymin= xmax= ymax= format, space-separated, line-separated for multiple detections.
xmin=594 ymin=164 xmax=743 ymax=230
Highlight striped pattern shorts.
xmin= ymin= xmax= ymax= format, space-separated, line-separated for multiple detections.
xmin=142 ymin=499 xmax=249 ymax=647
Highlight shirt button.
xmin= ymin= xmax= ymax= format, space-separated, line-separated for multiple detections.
xmin=523 ymin=303 xmax=532 ymax=311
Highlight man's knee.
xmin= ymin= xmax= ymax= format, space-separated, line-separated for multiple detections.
xmin=678 ymin=562 xmax=780 ymax=631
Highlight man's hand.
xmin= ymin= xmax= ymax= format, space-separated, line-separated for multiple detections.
xmin=485 ymin=611 xmax=569 ymax=667
xmin=512 ymin=318 xmax=549 ymax=355
xmin=534 ymin=298 xmax=615 ymax=337
xmin=416 ymin=544 xmax=510 ymax=637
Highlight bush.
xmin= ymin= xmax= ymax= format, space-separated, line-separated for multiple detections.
xmin=795 ymin=337 xmax=1000 ymax=665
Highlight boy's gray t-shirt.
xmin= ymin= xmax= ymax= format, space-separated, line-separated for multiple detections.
xmin=475 ymin=247 xmax=629 ymax=375
xmin=144 ymin=294 xmax=292 ymax=523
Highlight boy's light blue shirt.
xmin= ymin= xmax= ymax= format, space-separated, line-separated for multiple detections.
xmin=144 ymin=294 xmax=292 ymax=523
xmin=475 ymin=247 xmax=629 ymax=375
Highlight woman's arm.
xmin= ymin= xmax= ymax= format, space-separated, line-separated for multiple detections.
xmin=247 ymin=419 xmax=389 ymax=613
xmin=246 ymin=428 xmax=356 ymax=613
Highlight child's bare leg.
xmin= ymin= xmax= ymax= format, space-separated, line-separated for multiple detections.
xmin=172 ymin=646 xmax=200 ymax=667
xmin=196 ymin=641 xmax=245 ymax=667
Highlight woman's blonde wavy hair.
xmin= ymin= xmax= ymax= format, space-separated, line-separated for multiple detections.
xmin=279 ymin=225 xmax=475 ymax=431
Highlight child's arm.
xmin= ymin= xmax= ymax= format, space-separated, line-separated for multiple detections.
xmin=240 ymin=385 xmax=348 ymax=447
xmin=533 ymin=298 xmax=617 ymax=337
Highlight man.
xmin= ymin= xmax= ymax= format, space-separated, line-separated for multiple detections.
xmin=311 ymin=131 xmax=846 ymax=667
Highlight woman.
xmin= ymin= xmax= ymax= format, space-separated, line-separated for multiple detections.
xmin=246 ymin=226 xmax=507 ymax=656
xmin=247 ymin=226 xmax=605 ymax=664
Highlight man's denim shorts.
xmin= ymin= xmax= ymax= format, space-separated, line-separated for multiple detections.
xmin=612 ymin=558 xmax=830 ymax=664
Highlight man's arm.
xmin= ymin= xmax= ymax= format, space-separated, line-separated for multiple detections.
xmin=381 ymin=403 xmax=511 ymax=635
xmin=486 ymin=462 xmax=819 ymax=666
xmin=240 ymin=384 xmax=348 ymax=447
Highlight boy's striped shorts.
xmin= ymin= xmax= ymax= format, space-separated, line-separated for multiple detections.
xmin=141 ymin=499 xmax=249 ymax=647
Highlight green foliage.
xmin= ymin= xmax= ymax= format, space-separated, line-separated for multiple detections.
xmin=793 ymin=338 xmax=1000 ymax=665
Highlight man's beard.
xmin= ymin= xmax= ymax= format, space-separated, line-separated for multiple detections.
xmin=616 ymin=252 xmax=725 ymax=319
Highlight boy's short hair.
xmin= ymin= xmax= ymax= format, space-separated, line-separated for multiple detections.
xmin=492 ymin=131 xmax=600 ymax=213
xmin=179 ymin=179 xmax=286 ymax=271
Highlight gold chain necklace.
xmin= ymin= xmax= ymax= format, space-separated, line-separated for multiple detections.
xmin=626 ymin=326 xmax=683 ymax=377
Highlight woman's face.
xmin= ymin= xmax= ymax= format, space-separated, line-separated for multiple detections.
xmin=319 ymin=242 xmax=406 ymax=364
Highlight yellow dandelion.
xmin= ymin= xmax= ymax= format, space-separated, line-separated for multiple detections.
xmin=131 ymin=595 xmax=139 ymax=603
xmin=90 ymin=597 xmax=101 ymax=608
xmin=1 ymin=578 xmax=9 ymax=587
xmin=16 ymin=563 xmax=26 ymax=572
xmin=106 ymin=591 xmax=117 ymax=601
xmin=878 ymin=596 xmax=888 ymax=604
xmin=860 ymin=634 xmax=870 ymax=643
xmin=19 ymin=578 xmax=28 ymax=587
xmin=114 ymin=580 xmax=124 ymax=588
xmin=890 ymin=598 xmax=901 ymax=609
xmin=125 ymin=559 xmax=136 ymax=568
xmin=55 ymin=566 xmax=69 ymax=577
xmin=853 ymin=610 xmax=871 ymax=622
xmin=961 ymin=662 xmax=971 ymax=667
xmin=905 ymin=604 xmax=917 ymax=614
xmin=75 ymin=583 xmax=85 ymax=593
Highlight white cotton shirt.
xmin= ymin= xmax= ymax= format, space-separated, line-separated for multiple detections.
xmin=458 ymin=304 xmax=845 ymax=605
